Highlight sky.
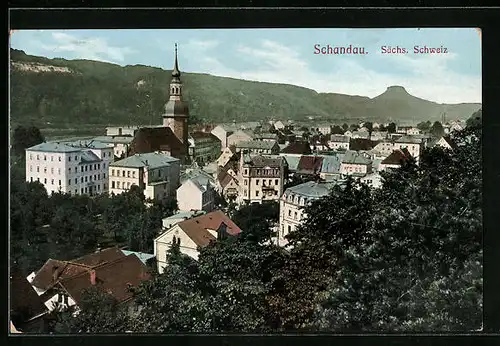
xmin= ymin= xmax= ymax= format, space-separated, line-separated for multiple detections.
xmin=10 ymin=28 xmax=481 ymax=104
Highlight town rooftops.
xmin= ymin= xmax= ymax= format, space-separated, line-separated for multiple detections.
xmin=121 ymin=250 xmax=155 ymax=265
xmin=60 ymin=139 xmax=113 ymax=150
xmin=254 ymin=132 xmax=278 ymax=140
xmin=349 ymin=138 xmax=378 ymax=151
xmin=341 ymin=151 xmax=372 ymax=165
xmin=381 ymin=148 xmax=412 ymax=165
xmin=93 ymin=135 xmax=134 ymax=144
xmin=111 ymin=152 xmax=179 ymax=169
xmin=176 ymin=210 xmax=242 ymax=247
xmin=320 ymin=154 xmax=344 ymax=174
xmin=244 ymin=154 xmax=286 ymax=167
xmin=26 ymin=142 xmax=81 ymax=153
xmin=395 ymin=135 xmax=423 ymax=144
xmin=281 ymin=155 xmax=301 ymax=171
xmin=284 ymin=180 xmax=344 ymax=199
xmin=329 ymin=135 xmax=350 ymax=143
xmin=10 ymin=269 xmax=48 ymax=325
xmin=296 ymin=155 xmax=324 ymax=174
xmin=190 ymin=132 xmax=221 ymax=141
xmin=236 ymin=140 xmax=277 ymax=150
xmin=280 ymin=141 xmax=312 ymax=155
xmin=163 ymin=210 xmax=206 ymax=225
xmin=128 ymin=127 xmax=185 ymax=156
xmin=79 ymin=150 xmax=101 ymax=163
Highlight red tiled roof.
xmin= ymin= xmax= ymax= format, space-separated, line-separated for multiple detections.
xmin=281 ymin=141 xmax=312 ymax=155
xmin=59 ymin=254 xmax=150 ymax=305
xmin=10 ymin=269 xmax=48 ymax=322
xmin=381 ymin=148 xmax=412 ymax=165
xmin=31 ymin=248 xmax=126 ymax=291
xmin=220 ymin=172 xmax=237 ymax=189
xmin=177 ymin=210 xmax=242 ymax=247
xmin=297 ymin=155 xmax=324 ymax=174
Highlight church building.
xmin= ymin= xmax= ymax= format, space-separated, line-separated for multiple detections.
xmin=128 ymin=44 xmax=190 ymax=163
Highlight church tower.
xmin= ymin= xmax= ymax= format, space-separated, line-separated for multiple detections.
xmin=162 ymin=43 xmax=189 ymax=150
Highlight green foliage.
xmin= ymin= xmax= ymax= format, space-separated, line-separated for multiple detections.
xmin=10 ymin=49 xmax=480 ymax=129
xmin=466 ymin=109 xmax=482 ymax=129
xmin=430 ymin=121 xmax=445 ymax=138
xmin=387 ymin=122 xmax=397 ymax=133
xmin=231 ymin=202 xmax=280 ymax=243
xmin=417 ymin=120 xmax=432 ymax=132
xmin=12 ymin=125 xmax=45 ymax=156
xmin=331 ymin=125 xmax=344 ymax=135
xmin=53 ymin=286 xmax=131 ymax=333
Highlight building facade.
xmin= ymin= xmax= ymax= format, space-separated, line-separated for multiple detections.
xmin=188 ymin=132 xmax=222 ymax=165
xmin=327 ymin=135 xmax=350 ymax=150
xmin=237 ymin=152 xmax=287 ymax=204
xmin=25 ymin=141 xmax=114 ymax=196
xmin=393 ymin=135 xmax=423 ymax=163
xmin=339 ymin=151 xmax=373 ymax=176
xmin=109 ymin=152 xmax=180 ymax=201
xmin=177 ymin=169 xmax=216 ymax=212
xmin=235 ymin=140 xmax=280 ymax=155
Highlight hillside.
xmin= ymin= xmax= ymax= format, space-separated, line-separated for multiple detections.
xmin=9 ymin=49 xmax=481 ymax=131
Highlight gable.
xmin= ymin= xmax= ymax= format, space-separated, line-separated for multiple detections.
xmin=155 ymin=225 xmax=198 ymax=249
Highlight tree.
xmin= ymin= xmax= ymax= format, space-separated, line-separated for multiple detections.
xmin=378 ymin=124 xmax=387 ymax=132
xmin=430 ymin=121 xmax=445 ymax=138
xmin=364 ymin=122 xmax=373 ymax=134
xmin=331 ymin=125 xmax=344 ymax=135
xmin=53 ymin=286 xmax=130 ymax=333
xmin=387 ymin=122 xmax=396 ymax=133
xmin=466 ymin=109 xmax=482 ymax=129
xmin=417 ymin=120 xmax=432 ymax=132
xmin=232 ymin=202 xmax=280 ymax=243
xmin=349 ymin=124 xmax=359 ymax=131
xmin=12 ymin=125 xmax=45 ymax=156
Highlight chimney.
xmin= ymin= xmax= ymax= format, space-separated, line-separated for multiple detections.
xmin=90 ymin=270 xmax=96 ymax=285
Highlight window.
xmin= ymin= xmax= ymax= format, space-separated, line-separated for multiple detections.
xmin=294 ymin=211 xmax=298 ymax=220
xmin=29 ymin=166 xmax=32 ymax=172
xmin=103 ymin=173 xmax=106 ymax=179
xmin=117 ymin=181 xmax=121 ymax=188
xmin=37 ymin=166 xmax=39 ymax=172
xmin=69 ymin=156 xmax=71 ymax=162
xmin=69 ymin=167 xmax=71 ymax=174
xmin=112 ymin=181 xmax=115 ymax=189
xmin=288 ymin=225 xmax=291 ymax=233
xmin=50 ymin=167 xmax=54 ymax=174
xmin=89 ymin=165 xmax=92 ymax=171
xmin=97 ymin=184 xmax=100 ymax=191
xmin=75 ymin=189 xmax=77 ymax=194
xmin=75 ymin=178 xmax=77 ymax=184
xmin=44 ymin=155 xmax=47 ymax=161
xmin=275 ymin=179 xmax=279 ymax=185
xmin=85 ymin=187 xmax=88 ymax=193
xmin=244 ymin=180 xmax=248 ymax=186
xmin=256 ymin=191 xmax=259 ymax=196
xmin=244 ymin=169 xmax=248 ymax=175
xmin=37 ymin=177 xmax=40 ymax=181
xmin=127 ymin=182 xmax=131 ymax=188
xmin=103 ymin=183 xmax=107 ymax=190
xmin=36 ymin=155 xmax=39 ymax=160
xmin=98 ymin=174 xmax=100 ymax=180
xmin=81 ymin=177 xmax=83 ymax=183
xmin=51 ymin=156 xmax=53 ymax=162
xmin=94 ymin=164 xmax=97 ymax=170
xmin=98 ymin=163 xmax=101 ymax=169
xmin=57 ymin=295 xmax=62 ymax=303
xmin=257 ymin=169 xmax=261 ymax=175
xmin=44 ymin=178 xmax=47 ymax=184
xmin=122 ymin=171 xmax=125 ymax=177
xmin=51 ymin=179 xmax=54 ymax=184
xmin=256 ymin=179 xmax=259 ymax=185
xmin=68 ymin=179 xmax=71 ymax=185
xmin=59 ymin=180 xmax=61 ymax=186
xmin=288 ymin=209 xmax=292 ymax=216
xmin=85 ymin=166 xmax=88 ymax=172
xmin=85 ymin=177 xmax=88 ymax=182
xmin=81 ymin=188 xmax=84 ymax=194
xmin=132 ymin=171 xmax=135 ymax=178
xmin=112 ymin=169 xmax=115 ymax=176
xmin=269 ymin=179 xmax=272 ymax=185
xmin=89 ymin=176 xmax=92 ymax=182
xmin=75 ymin=156 xmax=78 ymax=161
xmin=81 ymin=166 xmax=83 ymax=173
xmin=244 ymin=190 xmax=247 ymax=197
xmin=127 ymin=171 xmax=130 ymax=178
xmin=44 ymin=168 xmax=47 ymax=173
xmin=58 ymin=156 xmax=61 ymax=162
xmin=274 ymin=191 xmax=278 ymax=196
xmin=29 ymin=154 xmax=32 ymax=160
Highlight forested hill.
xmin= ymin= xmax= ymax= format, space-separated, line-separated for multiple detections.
xmin=10 ymin=49 xmax=481 ymax=129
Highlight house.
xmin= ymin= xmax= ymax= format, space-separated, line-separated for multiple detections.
xmin=93 ymin=135 xmax=135 ymax=159
xmin=393 ymin=135 xmax=423 ymax=163
xmin=273 ymin=121 xmax=286 ymax=130
xmin=106 ymin=125 xmax=141 ymax=137
xmin=371 ymin=140 xmax=395 ymax=158
xmin=339 ymin=151 xmax=373 ymax=176
xmin=211 ymin=124 xmax=237 ymax=149
xmin=26 ymin=248 xmax=150 ymax=312
xmin=254 ymin=132 xmax=279 ymax=142
xmin=216 ymin=145 xmax=237 ymax=167
xmin=154 ymin=210 xmax=242 ymax=272
xmin=370 ymin=131 xmax=388 ymax=141
xmin=276 ymin=128 xmax=296 ymax=144
xmin=10 ymin=269 xmax=49 ymax=333
xmin=430 ymin=135 xmax=458 ymax=150
xmin=109 ymin=152 xmax=180 ymax=201
xmin=121 ymin=250 xmax=156 ymax=266
xmin=349 ymin=138 xmax=378 ymax=151
xmin=162 ymin=210 xmax=206 ymax=229
xmin=396 ymin=125 xmax=413 ymax=134
xmin=25 ymin=140 xmax=114 ymax=196
xmin=351 ymin=130 xmax=370 ymax=139
xmin=280 ymin=141 xmax=312 ymax=156
xmin=278 ymin=180 xmax=344 ymax=246
xmin=187 ymin=132 xmax=222 ymax=165
xmin=238 ymin=153 xmax=287 ymax=204
xmin=227 ymin=130 xmax=255 ymax=148
xmin=319 ymin=154 xmax=345 ymax=181
xmin=127 ymin=127 xmax=188 ymax=164
xmin=312 ymin=124 xmax=331 ymax=135
xmin=217 ymin=168 xmax=239 ymax=200
xmin=280 ymin=155 xmax=301 ymax=175
xmin=296 ymin=155 xmax=324 ymax=177
xmin=379 ymin=148 xmax=412 ymax=171
xmin=177 ymin=169 xmax=216 ymax=212
xmin=343 ymin=130 xmax=353 ymax=138
xmin=327 ymin=135 xmax=350 ymax=151
xmin=406 ymin=127 xmax=421 ymax=136
xmin=359 ymin=172 xmax=383 ymax=189
xmin=235 ymin=140 xmax=280 ymax=155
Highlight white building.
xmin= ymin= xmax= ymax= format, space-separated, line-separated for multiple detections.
xmin=154 ymin=210 xmax=242 ymax=273
xmin=109 ymin=152 xmax=180 ymax=201
xmin=371 ymin=140 xmax=395 ymax=158
xmin=25 ymin=141 xmax=114 ymax=196
xmin=393 ymin=135 xmax=423 ymax=163
xmin=216 ymin=145 xmax=237 ymax=167
xmin=227 ymin=130 xmax=255 ymax=148
xmin=278 ymin=180 xmax=342 ymax=246
xmin=238 ymin=152 xmax=287 ymax=204
xmin=339 ymin=151 xmax=373 ymax=176
xmin=359 ymin=172 xmax=383 ymax=189
xmin=327 ymin=135 xmax=350 ymax=151
xmin=93 ymin=135 xmax=135 ymax=158
xmin=177 ymin=169 xmax=216 ymax=212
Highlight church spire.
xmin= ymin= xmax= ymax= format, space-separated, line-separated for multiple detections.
xmin=172 ymin=43 xmax=180 ymax=78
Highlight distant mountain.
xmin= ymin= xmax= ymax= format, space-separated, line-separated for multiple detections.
xmin=9 ymin=49 xmax=481 ymax=130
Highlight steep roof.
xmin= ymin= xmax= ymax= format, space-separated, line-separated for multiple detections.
xmin=236 ymin=140 xmax=277 ymax=150
xmin=341 ymin=151 xmax=372 ymax=165
xmin=80 ymin=150 xmax=101 ymax=163
xmin=284 ymin=180 xmax=344 ymax=199
xmin=395 ymin=135 xmax=423 ymax=144
xmin=128 ymin=127 xmax=186 ymax=157
xmin=281 ymin=155 xmax=301 ymax=171
xmin=381 ymin=148 xmax=412 ymax=165
xmin=10 ymin=269 xmax=48 ymax=323
xmin=177 ymin=210 xmax=242 ymax=247
xmin=297 ymin=155 xmax=324 ymax=174
xmin=60 ymin=254 xmax=150 ymax=305
xmin=320 ymin=154 xmax=344 ymax=173
xmin=329 ymin=135 xmax=350 ymax=143
xmin=111 ymin=152 xmax=179 ymax=169
xmin=281 ymin=141 xmax=312 ymax=155
xmin=26 ymin=142 xmax=81 ymax=153
xmin=30 ymin=248 xmax=126 ymax=291
xmin=246 ymin=154 xmax=286 ymax=167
